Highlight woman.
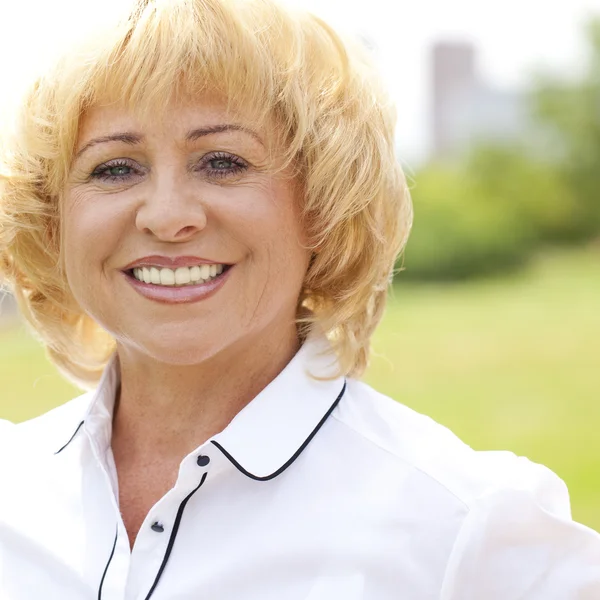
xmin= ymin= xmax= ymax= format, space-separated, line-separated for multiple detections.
xmin=0 ymin=0 xmax=598 ymax=598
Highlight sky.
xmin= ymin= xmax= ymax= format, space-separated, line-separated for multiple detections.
xmin=1 ymin=0 xmax=599 ymax=165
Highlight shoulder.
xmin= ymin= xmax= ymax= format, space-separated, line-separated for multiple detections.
xmin=333 ymin=379 xmax=570 ymax=515
xmin=334 ymin=380 xmax=600 ymax=598
xmin=1 ymin=392 xmax=92 ymax=456
xmin=0 ymin=417 xmax=15 ymax=442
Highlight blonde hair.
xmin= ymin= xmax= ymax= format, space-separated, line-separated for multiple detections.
xmin=0 ymin=0 xmax=412 ymax=388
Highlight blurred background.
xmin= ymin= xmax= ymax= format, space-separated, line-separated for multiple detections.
xmin=1 ymin=0 xmax=599 ymax=530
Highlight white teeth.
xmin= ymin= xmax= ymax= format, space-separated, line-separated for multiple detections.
xmin=159 ymin=268 xmax=175 ymax=286
xmin=190 ymin=266 xmax=201 ymax=282
xmin=131 ymin=264 xmax=226 ymax=286
xmin=175 ymin=267 xmax=191 ymax=285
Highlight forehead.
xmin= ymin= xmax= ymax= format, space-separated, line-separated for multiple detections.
xmin=77 ymin=97 xmax=264 ymax=146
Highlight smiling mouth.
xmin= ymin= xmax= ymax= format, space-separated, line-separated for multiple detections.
xmin=126 ymin=263 xmax=232 ymax=287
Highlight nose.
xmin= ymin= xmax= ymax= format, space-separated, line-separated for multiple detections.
xmin=135 ymin=176 xmax=208 ymax=242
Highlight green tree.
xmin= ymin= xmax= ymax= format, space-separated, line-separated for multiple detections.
xmin=531 ymin=18 xmax=600 ymax=239
xmin=466 ymin=145 xmax=579 ymax=244
xmin=403 ymin=147 xmax=577 ymax=281
xmin=403 ymin=162 xmax=531 ymax=281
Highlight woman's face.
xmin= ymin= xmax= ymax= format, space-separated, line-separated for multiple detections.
xmin=63 ymin=99 xmax=310 ymax=365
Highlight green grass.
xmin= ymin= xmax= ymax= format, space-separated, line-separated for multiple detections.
xmin=367 ymin=247 xmax=600 ymax=531
xmin=1 ymin=247 xmax=599 ymax=530
xmin=0 ymin=325 xmax=79 ymax=421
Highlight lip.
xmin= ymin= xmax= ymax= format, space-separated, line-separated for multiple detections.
xmin=123 ymin=264 xmax=233 ymax=304
xmin=123 ymin=255 xmax=227 ymax=270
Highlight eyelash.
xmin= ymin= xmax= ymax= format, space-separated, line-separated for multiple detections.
xmin=89 ymin=152 xmax=249 ymax=183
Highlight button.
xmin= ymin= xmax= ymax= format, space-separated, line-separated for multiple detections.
xmin=196 ymin=455 xmax=210 ymax=467
xmin=151 ymin=522 xmax=164 ymax=533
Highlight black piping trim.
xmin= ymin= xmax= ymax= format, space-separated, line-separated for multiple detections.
xmin=211 ymin=380 xmax=346 ymax=481
xmin=54 ymin=420 xmax=85 ymax=455
xmin=144 ymin=471 xmax=208 ymax=600
xmin=97 ymin=524 xmax=118 ymax=600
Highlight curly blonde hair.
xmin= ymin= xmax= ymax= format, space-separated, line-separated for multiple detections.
xmin=0 ymin=0 xmax=412 ymax=388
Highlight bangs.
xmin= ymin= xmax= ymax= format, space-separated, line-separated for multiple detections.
xmin=89 ymin=1 xmax=279 ymax=114
xmin=53 ymin=0 xmax=327 ymax=169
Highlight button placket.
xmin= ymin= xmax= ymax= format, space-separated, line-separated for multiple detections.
xmin=142 ymin=470 xmax=209 ymax=600
xmin=128 ymin=453 xmax=212 ymax=600
xmin=146 ymin=455 xmax=211 ymax=539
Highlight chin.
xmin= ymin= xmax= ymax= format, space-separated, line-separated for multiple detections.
xmin=140 ymin=336 xmax=224 ymax=366
xmin=114 ymin=318 xmax=233 ymax=366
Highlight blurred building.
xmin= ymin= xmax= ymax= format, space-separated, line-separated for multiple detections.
xmin=431 ymin=41 xmax=527 ymax=160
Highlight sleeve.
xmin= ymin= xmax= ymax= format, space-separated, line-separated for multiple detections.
xmin=440 ymin=458 xmax=600 ymax=600
xmin=0 ymin=418 xmax=15 ymax=436
xmin=0 ymin=418 xmax=15 ymax=460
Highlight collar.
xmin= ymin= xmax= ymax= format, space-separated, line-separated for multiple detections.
xmin=54 ymin=353 xmax=120 ymax=455
xmin=210 ymin=336 xmax=346 ymax=480
xmin=55 ymin=336 xmax=346 ymax=481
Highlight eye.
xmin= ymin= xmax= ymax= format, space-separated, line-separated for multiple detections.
xmin=197 ymin=152 xmax=248 ymax=179
xmin=210 ymin=157 xmax=235 ymax=170
xmin=106 ymin=164 xmax=131 ymax=177
xmin=90 ymin=159 xmax=144 ymax=183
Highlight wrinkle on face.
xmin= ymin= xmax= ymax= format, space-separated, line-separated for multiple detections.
xmin=61 ymin=97 xmax=310 ymax=368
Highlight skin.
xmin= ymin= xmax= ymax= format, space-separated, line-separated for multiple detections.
xmin=64 ymin=98 xmax=311 ymax=547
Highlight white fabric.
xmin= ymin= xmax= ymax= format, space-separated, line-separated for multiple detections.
xmin=0 ymin=336 xmax=599 ymax=600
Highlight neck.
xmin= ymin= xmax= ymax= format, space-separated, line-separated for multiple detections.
xmin=111 ymin=324 xmax=300 ymax=462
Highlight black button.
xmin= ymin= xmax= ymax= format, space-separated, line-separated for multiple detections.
xmin=151 ymin=522 xmax=164 ymax=533
xmin=196 ymin=455 xmax=210 ymax=467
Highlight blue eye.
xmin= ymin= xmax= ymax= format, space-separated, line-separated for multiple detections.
xmin=89 ymin=153 xmax=248 ymax=183
xmin=209 ymin=158 xmax=235 ymax=170
xmin=91 ymin=160 xmax=141 ymax=182
xmin=107 ymin=165 xmax=131 ymax=177
xmin=200 ymin=152 xmax=248 ymax=179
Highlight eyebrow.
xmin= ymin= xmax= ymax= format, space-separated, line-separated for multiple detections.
xmin=74 ymin=133 xmax=142 ymax=160
xmin=74 ymin=124 xmax=264 ymax=160
xmin=186 ymin=124 xmax=264 ymax=147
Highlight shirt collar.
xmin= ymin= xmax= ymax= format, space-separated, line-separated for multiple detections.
xmin=210 ymin=336 xmax=346 ymax=480
xmin=53 ymin=353 xmax=120 ymax=456
xmin=55 ymin=336 xmax=346 ymax=481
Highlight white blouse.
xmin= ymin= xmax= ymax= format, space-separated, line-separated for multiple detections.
xmin=0 ymin=337 xmax=599 ymax=600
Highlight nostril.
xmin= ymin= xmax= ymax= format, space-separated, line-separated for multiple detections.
xmin=176 ymin=225 xmax=197 ymax=238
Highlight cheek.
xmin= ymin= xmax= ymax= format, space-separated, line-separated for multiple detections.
xmin=61 ymin=190 xmax=128 ymax=294
xmin=226 ymin=182 xmax=308 ymax=271
xmin=268 ymin=187 xmax=309 ymax=274
xmin=256 ymin=199 xmax=310 ymax=299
